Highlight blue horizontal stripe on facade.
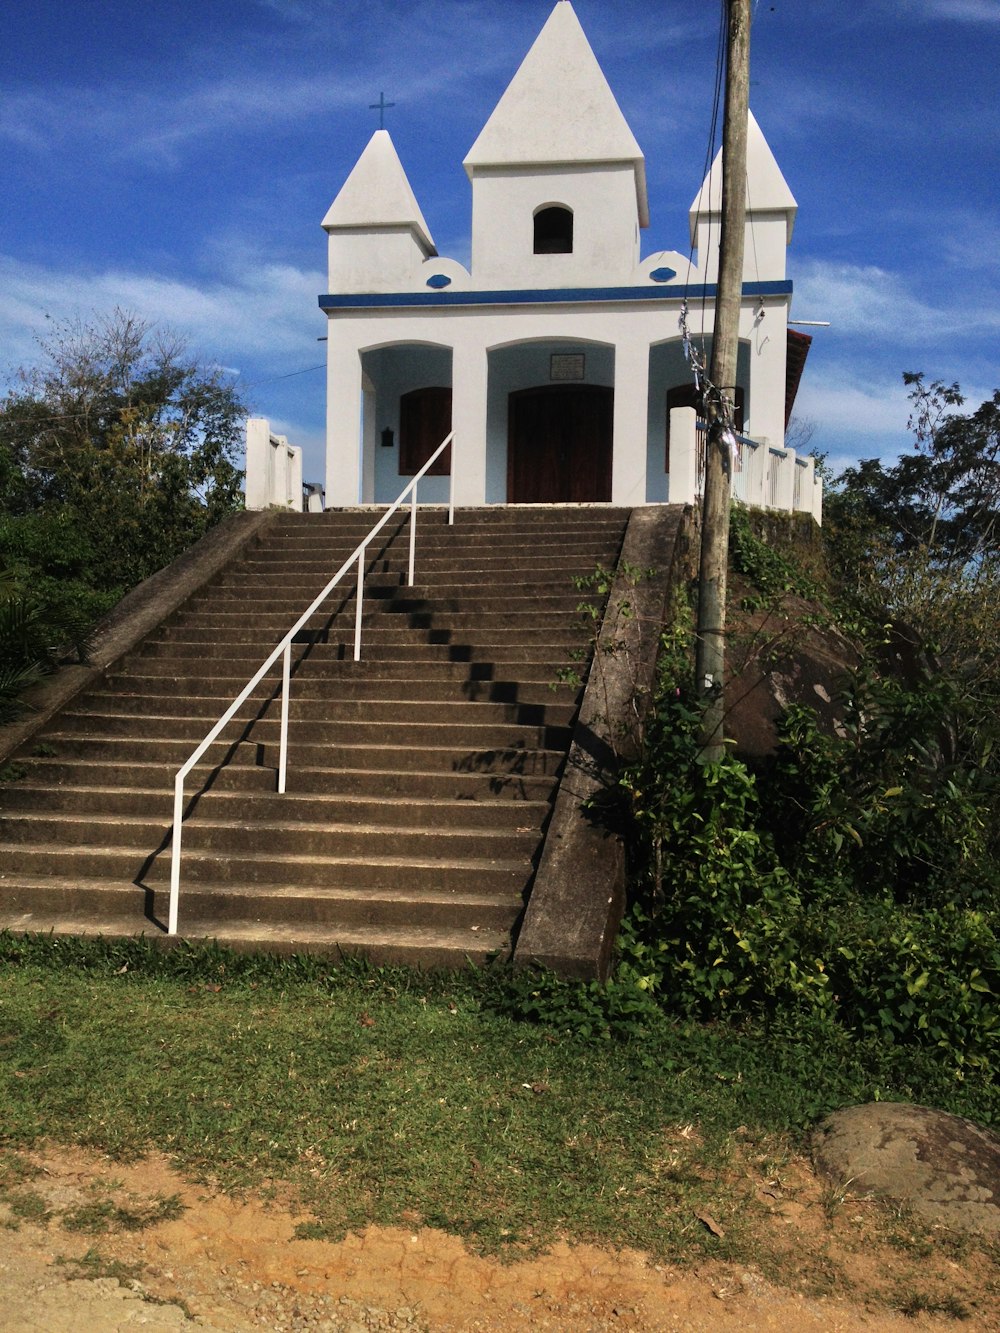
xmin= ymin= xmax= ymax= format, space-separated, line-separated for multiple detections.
xmin=318 ymin=280 xmax=792 ymax=311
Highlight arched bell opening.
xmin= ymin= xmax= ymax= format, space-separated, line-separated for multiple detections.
xmin=533 ymin=205 xmax=574 ymax=255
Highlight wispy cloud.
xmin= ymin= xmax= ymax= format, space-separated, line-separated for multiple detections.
xmin=912 ymin=0 xmax=1000 ymax=21
xmin=793 ymin=259 xmax=1000 ymax=343
xmin=0 ymin=253 xmax=325 ymax=401
xmin=0 ymin=3 xmax=520 ymax=168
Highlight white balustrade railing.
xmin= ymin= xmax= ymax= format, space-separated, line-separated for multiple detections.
xmin=667 ymin=406 xmax=822 ymax=522
xmin=766 ymin=446 xmax=786 ymax=510
xmin=166 ymin=432 xmax=455 ymax=935
xmin=731 ymin=434 xmax=760 ymax=507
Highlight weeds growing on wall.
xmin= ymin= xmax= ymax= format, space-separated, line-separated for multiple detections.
xmin=511 ymin=508 xmax=1000 ymax=1084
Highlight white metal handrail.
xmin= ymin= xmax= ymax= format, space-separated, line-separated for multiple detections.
xmin=166 ymin=432 xmax=455 ymax=935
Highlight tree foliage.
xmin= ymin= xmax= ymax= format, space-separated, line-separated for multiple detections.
xmin=0 ymin=309 xmax=248 ymax=716
xmin=831 ymin=373 xmax=1000 ymax=566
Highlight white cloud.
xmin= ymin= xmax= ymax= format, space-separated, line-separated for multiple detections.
xmin=0 ymin=76 xmax=368 ymax=167
xmin=796 ymin=372 xmax=911 ymax=439
xmin=914 ymin=0 xmax=1000 ymax=21
xmin=0 ymin=4 xmax=525 ymax=168
xmin=792 ymin=258 xmax=1000 ymax=343
xmin=0 ymin=252 xmax=325 ymax=394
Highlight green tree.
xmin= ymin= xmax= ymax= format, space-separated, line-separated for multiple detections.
xmin=0 ymin=309 xmax=249 ymax=718
xmin=832 ymin=374 xmax=1000 ymax=567
xmin=1 ymin=309 xmax=247 ymax=591
xmin=820 ymin=374 xmax=1000 ymax=897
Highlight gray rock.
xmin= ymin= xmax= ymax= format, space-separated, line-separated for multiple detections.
xmin=812 ymin=1101 xmax=1000 ymax=1233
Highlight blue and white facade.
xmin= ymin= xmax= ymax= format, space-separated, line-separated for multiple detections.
xmin=320 ymin=1 xmax=814 ymax=514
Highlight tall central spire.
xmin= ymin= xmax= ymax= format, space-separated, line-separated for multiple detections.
xmin=464 ymin=1 xmax=648 ymax=226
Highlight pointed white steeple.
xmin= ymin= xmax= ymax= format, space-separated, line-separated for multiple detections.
xmin=322 ymin=130 xmax=437 ymax=293
xmin=689 ymin=110 xmax=797 ymax=243
xmin=323 ymin=129 xmax=436 ymax=254
xmin=688 ymin=110 xmax=797 ymax=282
xmin=464 ymin=1 xmax=648 ymax=228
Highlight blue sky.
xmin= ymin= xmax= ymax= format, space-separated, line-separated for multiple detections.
xmin=2 ymin=0 xmax=998 ymax=485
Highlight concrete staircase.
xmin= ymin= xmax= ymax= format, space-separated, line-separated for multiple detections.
xmin=0 ymin=507 xmax=631 ymax=966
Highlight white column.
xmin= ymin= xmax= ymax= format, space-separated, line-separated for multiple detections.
xmin=361 ymin=374 xmax=377 ymax=504
xmin=244 ymin=417 xmax=271 ymax=510
xmin=773 ymin=446 xmax=797 ymax=512
xmin=272 ymin=435 xmax=289 ymax=507
xmin=746 ymin=301 xmax=789 ymax=449
xmin=668 ymin=406 xmax=699 ymax=505
xmin=286 ymin=444 xmax=303 ymax=511
xmin=451 ymin=335 xmax=488 ymax=506
xmin=793 ymin=455 xmax=815 ymax=515
xmin=325 ymin=329 xmax=363 ymax=507
xmin=611 ymin=338 xmax=649 ymax=506
xmin=746 ymin=435 xmax=768 ymax=508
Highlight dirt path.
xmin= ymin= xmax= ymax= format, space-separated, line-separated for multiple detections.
xmin=0 ymin=1144 xmax=995 ymax=1332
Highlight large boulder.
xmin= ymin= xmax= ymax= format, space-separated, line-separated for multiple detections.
xmin=812 ymin=1102 xmax=1000 ymax=1233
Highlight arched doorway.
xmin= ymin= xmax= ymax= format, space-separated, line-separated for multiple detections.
xmin=507 ymin=385 xmax=613 ymax=503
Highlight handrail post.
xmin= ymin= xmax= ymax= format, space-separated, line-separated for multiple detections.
xmin=354 ymin=543 xmax=366 ymax=661
xmin=278 ymin=640 xmax=291 ymax=794
xmin=408 ymin=482 xmax=418 ymax=586
xmin=448 ymin=438 xmax=455 ymax=526
xmin=168 ymin=775 xmax=184 ymax=935
xmin=166 ymin=429 xmax=453 ymax=938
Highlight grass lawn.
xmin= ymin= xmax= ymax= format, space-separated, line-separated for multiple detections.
xmin=0 ymin=933 xmax=997 ymax=1272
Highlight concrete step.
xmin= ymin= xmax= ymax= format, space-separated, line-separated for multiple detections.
xmin=72 ymin=692 xmax=578 ymax=728
xmin=1 ymin=810 xmax=541 ymax=862
xmin=1 ymin=842 xmax=534 ymax=893
xmin=54 ymin=709 xmax=573 ymax=751
xmin=2 ymin=879 xmax=523 ymax=931
xmin=0 ymin=899 xmax=511 ymax=967
xmin=185 ymin=590 xmax=590 ymax=614
xmin=172 ymin=607 xmax=591 ymax=632
xmin=106 ymin=658 xmax=583 ymax=684
xmin=98 ymin=672 xmax=582 ymax=705
xmin=11 ymin=758 xmax=558 ymax=801
xmin=1 ymin=782 xmax=552 ymax=829
xmin=33 ymin=735 xmax=568 ymax=775
xmin=134 ymin=640 xmax=584 ymax=664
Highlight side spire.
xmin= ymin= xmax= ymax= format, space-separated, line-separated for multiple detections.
xmin=689 ymin=109 xmax=797 ymax=244
xmin=323 ymin=129 xmax=436 ymax=256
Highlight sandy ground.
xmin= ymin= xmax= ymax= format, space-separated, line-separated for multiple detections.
xmin=0 ymin=1144 xmax=996 ymax=1333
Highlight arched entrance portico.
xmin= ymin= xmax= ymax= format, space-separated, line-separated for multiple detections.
xmin=485 ymin=339 xmax=615 ymax=504
xmin=507 ymin=384 xmax=613 ymax=502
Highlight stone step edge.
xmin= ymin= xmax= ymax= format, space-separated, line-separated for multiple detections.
xmin=3 ymin=811 xmax=541 ymax=841
xmin=0 ymin=912 xmax=510 ymax=953
xmin=2 ymin=841 xmax=533 ymax=873
xmin=0 ymin=875 xmax=522 ymax=908
xmin=4 ymin=782 xmax=552 ymax=812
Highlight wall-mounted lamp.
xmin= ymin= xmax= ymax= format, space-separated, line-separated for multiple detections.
xmin=381 ymin=427 xmax=395 ymax=448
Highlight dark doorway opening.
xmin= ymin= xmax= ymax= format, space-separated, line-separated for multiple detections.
xmin=399 ymin=386 xmax=452 ymax=475
xmin=508 ymin=385 xmax=613 ymax=503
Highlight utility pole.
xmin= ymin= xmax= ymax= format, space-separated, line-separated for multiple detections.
xmin=695 ymin=0 xmax=751 ymax=762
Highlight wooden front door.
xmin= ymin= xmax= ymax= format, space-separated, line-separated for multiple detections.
xmin=507 ymin=385 xmax=614 ymax=503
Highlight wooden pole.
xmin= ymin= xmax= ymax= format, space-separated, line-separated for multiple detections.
xmin=695 ymin=0 xmax=751 ymax=762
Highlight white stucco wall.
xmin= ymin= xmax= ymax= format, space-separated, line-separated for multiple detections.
xmin=470 ymin=164 xmax=641 ymax=289
xmin=328 ymin=226 xmax=435 ymax=294
xmin=323 ymin=293 xmax=789 ymax=509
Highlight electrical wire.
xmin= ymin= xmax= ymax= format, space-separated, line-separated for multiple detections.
xmin=681 ymin=0 xmax=729 ymax=406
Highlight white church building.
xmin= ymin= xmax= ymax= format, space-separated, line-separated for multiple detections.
xmin=311 ymin=0 xmax=818 ymax=518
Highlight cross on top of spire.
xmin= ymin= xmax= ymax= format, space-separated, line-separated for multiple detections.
xmin=369 ymin=92 xmax=396 ymax=129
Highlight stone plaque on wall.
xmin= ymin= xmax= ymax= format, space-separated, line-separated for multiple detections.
xmin=550 ymin=353 xmax=585 ymax=382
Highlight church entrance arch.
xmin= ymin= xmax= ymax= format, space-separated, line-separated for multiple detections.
xmin=507 ymin=384 xmax=613 ymax=503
